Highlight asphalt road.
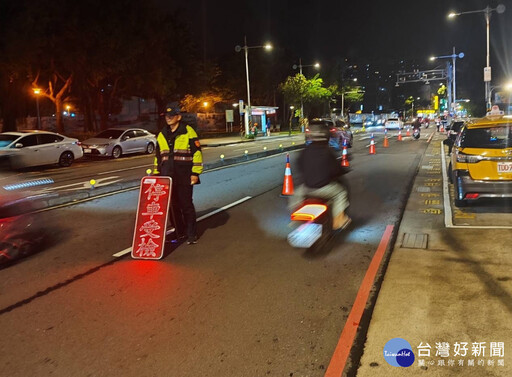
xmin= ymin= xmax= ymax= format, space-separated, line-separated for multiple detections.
xmin=0 ymin=135 xmax=305 ymax=195
xmin=0 ymin=132 xmax=432 ymax=376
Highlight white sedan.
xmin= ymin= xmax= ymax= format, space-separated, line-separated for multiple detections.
xmin=384 ymin=118 xmax=404 ymax=130
xmin=0 ymin=130 xmax=83 ymax=169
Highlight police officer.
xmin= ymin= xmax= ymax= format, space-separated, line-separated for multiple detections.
xmin=154 ymin=103 xmax=203 ymax=244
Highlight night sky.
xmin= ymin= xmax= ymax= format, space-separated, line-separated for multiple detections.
xmin=166 ymin=0 xmax=512 ymax=104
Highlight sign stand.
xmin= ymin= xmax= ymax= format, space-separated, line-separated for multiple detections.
xmin=131 ymin=176 xmax=172 ymax=260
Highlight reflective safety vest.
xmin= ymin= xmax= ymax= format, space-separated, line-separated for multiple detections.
xmin=153 ymin=124 xmax=203 ymax=180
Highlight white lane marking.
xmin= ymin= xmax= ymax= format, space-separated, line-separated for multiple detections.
xmin=440 ymin=143 xmax=512 ymax=229
xmin=98 ymin=165 xmax=151 ymax=175
xmin=41 ymin=176 xmax=121 ymax=191
xmin=196 ymin=196 xmax=251 ymax=221
xmin=112 ymin=248 xmax=133 ymax=258
xmin=440 ymin=143 xmax=454 ymax=227
xmin=207 ymin=150 xmax=301 ymax=172
xmin=112 ymin=195 xmax=253 ymax=257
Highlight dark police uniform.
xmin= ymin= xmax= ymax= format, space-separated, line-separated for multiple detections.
xmin=154 ymin=119 xmax=203 ymax=242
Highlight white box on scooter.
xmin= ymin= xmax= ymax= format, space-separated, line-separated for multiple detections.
xmin=287 ymin=222 xmax=323 ymax=248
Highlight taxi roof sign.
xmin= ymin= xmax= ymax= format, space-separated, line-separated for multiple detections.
xmin=487 ymin=105 xmax=504 ymax=116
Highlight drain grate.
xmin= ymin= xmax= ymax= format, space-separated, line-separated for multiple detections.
xmin=401 ymin=233 xmax=429 ymax=249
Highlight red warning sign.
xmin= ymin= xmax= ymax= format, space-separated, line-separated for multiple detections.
xmin=131 ymin=176 xmax=172 ymax=260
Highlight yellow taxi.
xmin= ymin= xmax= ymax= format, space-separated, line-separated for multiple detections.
xmin=449 ymin=114 xmax=512 ymax=207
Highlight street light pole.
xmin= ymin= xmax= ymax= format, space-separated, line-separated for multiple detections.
xmin=33 ymin=88 xmax=41 ymax=130
xmin=243 ymin=36 xmax=251 ymax=136
xmin=298 ymin=58 xmax=303 ymax=126
xmin=36 ymin=96 xmax=41 ymax=130
xmin=342 ymin=93 xmax=348 ymax=120
xmin=452 ymin=47 xmax=457 ymax=104
xmin=430 ymin=49 xmax=464 ymax=112
xmin=236 ymin=37 xmax=272 ymax=137
xmin=448 ymin=4 xmax=505 ymax=110
xmin=292 ymin=59 xmax=320 ymax=130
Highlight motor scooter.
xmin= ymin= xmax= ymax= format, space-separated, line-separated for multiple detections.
xmin=287 ymin=197 xmax=335 ymax=252
xmin=413 ymin=128 xmax=421 ymax=139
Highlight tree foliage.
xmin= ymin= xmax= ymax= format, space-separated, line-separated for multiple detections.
xmin=0 ymin=0 xmax=200 ymax=133
xmin=279 ymin=74 xmax=333 ymax=116
xmin=180 ymin=93 xmax=225 ymax=113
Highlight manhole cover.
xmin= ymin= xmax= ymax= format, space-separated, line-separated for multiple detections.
xmin=401 ymin=233 xmax=428 ymax=249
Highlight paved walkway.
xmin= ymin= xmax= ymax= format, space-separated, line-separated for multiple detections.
xmin=356 ymin=132 xmax=511 ymax=376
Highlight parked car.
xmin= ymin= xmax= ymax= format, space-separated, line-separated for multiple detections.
xmin=0 ymin=130 xmax=83 ymax=169
xmin=449 ymin=115 xmax=512 ymax=207
xmin=384 ymin=118 xmax=403 ymax=130
xmin=81 ymin=128 xmax=156 ymax=158
xmin=305 ymin=118 xmax=352 ymax=149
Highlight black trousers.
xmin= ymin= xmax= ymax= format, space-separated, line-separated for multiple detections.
xmin=170 ymin=182 xmax=197 ymax=238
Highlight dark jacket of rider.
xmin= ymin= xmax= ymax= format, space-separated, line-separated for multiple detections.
xmin=298 ymin=141 xmax=347 ymax=188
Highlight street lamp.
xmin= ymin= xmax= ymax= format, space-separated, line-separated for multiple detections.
xmin=292 ymin=58 xmax=320 ymax=127
xmin=338 ymin=71 xmax=359 ymax=120
xmin=430 ymin=47 xmax=464 ymax=110
xmin=289 ymin=105 xmax=295 ymax=136
xmin=489 ymin=82 xmax=512 ymax=113
xmin=448 ymin=4 xmax=506 ymax=110
xmin=32 ymin=88 xmax=41 ymax=130
xmin=235 ymin=37 xmax=273 ymax=137
xmin=292 ymin=58 xmax=320 ymax=76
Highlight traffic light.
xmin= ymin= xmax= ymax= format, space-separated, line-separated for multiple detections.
xmin=440 ymin=98 xmax=447 ymax=111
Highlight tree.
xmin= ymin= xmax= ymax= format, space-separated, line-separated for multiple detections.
xmin=405 ymin=96 xmax=416 ymax=118
xmin=0 ymin=0 xmax=200 ymax=133
xmin=331 ymin=84 xmax=365 ymax=114
xmin=279 ymin=74 xmax=333 ymax=118
xmin=180 ymin=93 xmax=225 ymax=113
xmin=3 ymin=0 xmax=77 ymax=133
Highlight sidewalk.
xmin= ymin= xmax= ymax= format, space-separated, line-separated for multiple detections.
xmin=356 ymin=132 xmax=512 ymax=376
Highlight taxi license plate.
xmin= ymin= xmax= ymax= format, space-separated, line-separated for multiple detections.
xmin=497 ymin=162 xmax=512 ymax=173
xmin=84 ymin=148 xmax=91 ymax=153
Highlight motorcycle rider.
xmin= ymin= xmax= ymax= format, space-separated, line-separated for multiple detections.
xmin=412 ymin=117 xmax=421 ymax=130
xmin=412 ymin=117 xmax=421 ymax=139
xmin=291 ymin=119 xmax=351 ymax=230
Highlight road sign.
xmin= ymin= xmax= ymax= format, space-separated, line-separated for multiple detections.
xmin=484 ymin=67 xmax=492 ymax=82
xmin=131 ymin=176 xmax=172 ymax=260
xmin=225 ymin=109 xmax=234 ymax=123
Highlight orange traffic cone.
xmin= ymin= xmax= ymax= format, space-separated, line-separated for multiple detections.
xmin=406 ymin=126 xmax=411 ymax=137
xmin=369 ymin=134 xmax=376 ymax=155
xmin=383 ymin=129 xmax=389 ymax=148
xmin=341 ymin=141 xmax=350 ymax=167
xmin=281 ymin=153 xmax=294 ymax=196
xmin=397 ymin=130 xmax=403 ymax=141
